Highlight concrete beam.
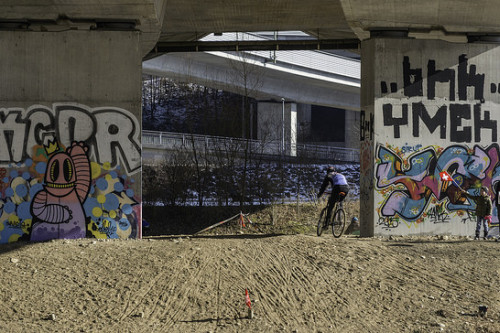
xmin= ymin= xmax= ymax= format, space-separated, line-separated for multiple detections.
xmin=146 ymin=39 xmax=359 ymax=58
xmin=0 ymin=0 xmax=165 ymax=56
xmin=340 ymin=0 xmax=500 ymax=42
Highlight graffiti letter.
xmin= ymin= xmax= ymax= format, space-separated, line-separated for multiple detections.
xmin=0 ymin=110 xmax=26 ymax=163
xmin=427 ymin=60 xmax=455 ymax=100
xmin=458 ymin=54 xmax=485 ymax=102
xmin=450 ymin=104 xmax=471 ymax=143
xmin=360 ymin=110 xmax=371 ymax=141
xmin=403 ymin=56 xmax=423 ymax=97
xmin=474 ymin=104 xmax=497 ymax=142
xmin=93 ymin=109 xmax=141 ymax=174
xmin=56 ymin=105 xmax=96 ymax=149
xmin=26 ymin=106 xmax=56 ymax=155
xmin=383 ymin=104 xmax=408 ymax=138
xmin=412 ymin=102 xmax=447 ymax=139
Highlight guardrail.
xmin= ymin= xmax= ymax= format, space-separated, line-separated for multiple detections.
xmin=142 ymin=130 xmax=359 ymax=164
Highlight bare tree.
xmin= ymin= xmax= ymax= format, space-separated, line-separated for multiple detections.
xmin=224 ymin=45 xmax=266 ymax=207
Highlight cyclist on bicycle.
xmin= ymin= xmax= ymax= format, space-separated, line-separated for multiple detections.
xmin=317 ymin=166 xmax=349 ymax=222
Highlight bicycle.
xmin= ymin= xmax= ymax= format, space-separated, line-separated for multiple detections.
xmin=316 ymin=192 xmax=346 ymax=238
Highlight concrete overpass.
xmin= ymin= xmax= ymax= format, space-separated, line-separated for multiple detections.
xmin=143 ymin=32 xmax=361 ymax=111
xmin=143 ymin=32 xmax=362 ymax=151
xmin=2 ymin=1 xmax=500 ymax=241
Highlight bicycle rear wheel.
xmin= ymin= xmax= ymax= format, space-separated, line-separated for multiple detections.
xmin=317 ymin=208 xmax=328 ymax=236
xmin=332 ymin=208 xmax=345 ymax=238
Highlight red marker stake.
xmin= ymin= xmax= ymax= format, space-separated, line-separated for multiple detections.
xmin=245 ymin=289 xmax=253 ymax=319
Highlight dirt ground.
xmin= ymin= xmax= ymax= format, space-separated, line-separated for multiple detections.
xmin=0 ymin=229 xmax=499 ymax=333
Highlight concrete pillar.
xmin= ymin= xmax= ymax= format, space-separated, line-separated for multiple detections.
xmin=257 ymin=101 xmax=297 ymax=156
xmin=297 ymin=103 xmax=312 ymax=143
xmin=0 ymin=30 xmax=142 ymax=243
xmin=345 ymin=110 xmax=360 ymax=150
xmin=361 ymin=38 xmax=500 ymax=237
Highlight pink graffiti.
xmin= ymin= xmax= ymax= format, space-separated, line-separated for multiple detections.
xmin=30 ymin=141 xmax=91 ymax=241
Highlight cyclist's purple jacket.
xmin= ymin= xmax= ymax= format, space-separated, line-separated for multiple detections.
xmin=331 ymin=173 xmax=348 ymax=186
xmin=318 ymin=172 xmax=348 ymax=197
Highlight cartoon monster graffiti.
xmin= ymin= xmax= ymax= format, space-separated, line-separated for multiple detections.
xmin=30 ymin=141 xmax=91 ymax=241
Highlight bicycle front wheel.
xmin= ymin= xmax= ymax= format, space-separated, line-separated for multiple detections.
xmin=317 ymin=208 xmax=328 ymax=236
xmin=332 ymin=209 xmax=345 ymax=238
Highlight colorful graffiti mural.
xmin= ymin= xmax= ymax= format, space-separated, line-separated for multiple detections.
xmin=0 ymin=104 xmax=140 ymax=243
xmin=368 ymin=44 xmax=500 ymax=236
xmin=375 ymin=143 xmax=500 ymax=231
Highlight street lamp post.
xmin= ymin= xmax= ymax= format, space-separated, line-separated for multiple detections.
xmin=280 ymin=97 xmax=285 ymax=204
xmin=281 ymin=98 xmax=285 ymax=155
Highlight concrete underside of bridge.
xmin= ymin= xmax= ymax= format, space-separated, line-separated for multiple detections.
xmin=1 ymin=1 xmax=500 ymax=242
xmin=6 ymin=1 xmax=500 ymax=51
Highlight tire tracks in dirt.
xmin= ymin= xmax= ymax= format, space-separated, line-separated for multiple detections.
xmin=148 ymin=244 xmax=217 ymax=330
xmin=105 ymin=242 xmax=216 ymax=331
xmin=2 ymin=235 xmax=500 ymax=332
xmin=240 ymin=236 xmax=342 ymax=331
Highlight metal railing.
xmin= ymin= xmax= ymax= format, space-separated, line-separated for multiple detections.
xmin=142 ymin=130 xmax=359 ymax=164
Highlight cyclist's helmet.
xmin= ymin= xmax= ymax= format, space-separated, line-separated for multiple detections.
xmin=326 ymin=166 xmax=336 ymax=173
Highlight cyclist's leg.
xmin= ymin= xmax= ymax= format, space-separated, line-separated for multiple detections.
xmin=337 ymin=185 xmax=349 ymax=205
xmin=327 ymin=187 xmax=340 ymax=220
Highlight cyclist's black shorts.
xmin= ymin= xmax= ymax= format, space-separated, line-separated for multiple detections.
xmin=331 ymin=185 xmax=349 ymax=203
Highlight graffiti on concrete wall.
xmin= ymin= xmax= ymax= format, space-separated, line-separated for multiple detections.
xmin=380 ymin=54 xmax=498 ymax=144
xmin=375 ymin=52 xmax=500 ymax=232
xmin=375 ymin=143 xmax=499 ymax=229
xmin=360 ymin=110 xmax=374 ymax=201
xmin=0 ymin=104 xmax=141 ymax=174
xmin=0 ymin=104 xmax=140 ymax=243
xmin=360 ymin=110 xmax=373 ymax=142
